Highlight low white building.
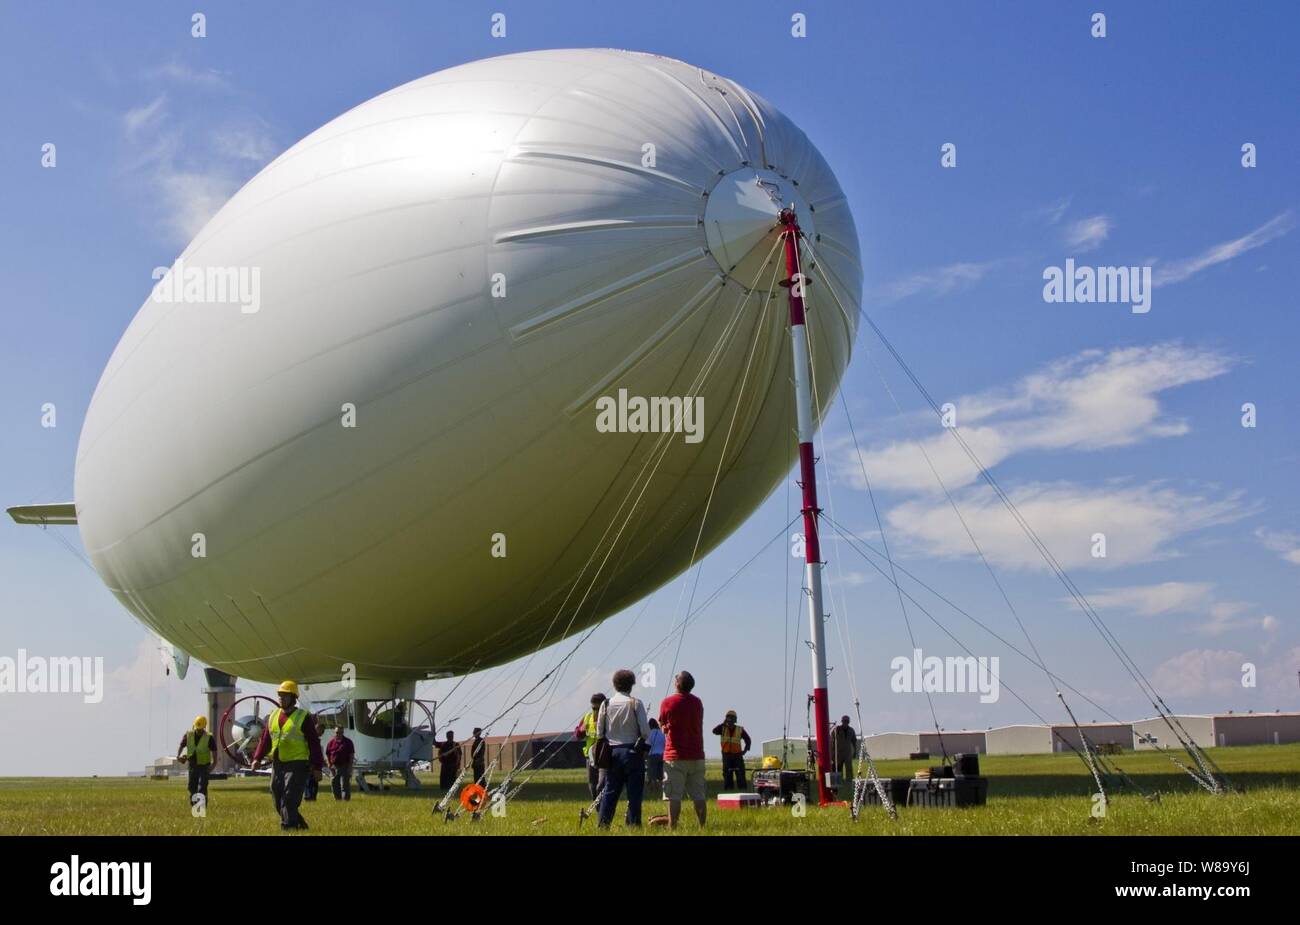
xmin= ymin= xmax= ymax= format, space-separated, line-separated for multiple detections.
xmin=862 ymin=732 xmax=921 ymax=759
xmin=986 ymin=724 xmax=1053 ymax=755
xmin=1132 ymin=715 xmax=1213 ymax=750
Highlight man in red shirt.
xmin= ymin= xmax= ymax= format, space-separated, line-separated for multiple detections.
xmin=326 ymin=725 xmax=355 ymax=801
xmin=657 ymin=670 xmax=707 ymax=829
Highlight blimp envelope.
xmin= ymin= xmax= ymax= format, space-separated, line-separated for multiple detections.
xmin=71 ymin=49 xmax=862 ymax=683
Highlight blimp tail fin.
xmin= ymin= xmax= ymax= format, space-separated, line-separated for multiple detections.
xmin=7 ymin=502 xmax=77 ymax=525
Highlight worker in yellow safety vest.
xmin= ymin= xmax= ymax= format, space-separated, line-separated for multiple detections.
xmin=711 ymin=709 xmax=752 ymax=790
xmin=574 ymin=692 xmax=608 ymax=800
xmin=250 ymin=680 xmax=324 ymax=830
xmin=176 ymin=715 xmax=214 ymax=808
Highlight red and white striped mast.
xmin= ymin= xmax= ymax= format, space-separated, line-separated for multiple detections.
xmin=779 ymin=207 xmax=836 ymax=807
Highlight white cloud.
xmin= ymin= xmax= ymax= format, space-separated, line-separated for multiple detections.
xmin=1256 ymin=528 xmax=1300 ymax=566
xmin=875 ymin=260 xmax=1002 ymax=304
xmin=835 ymin=343 xmax=1233 ymax=494
xmin=885 ymin=481 xmax=1248 ymax=571
xmin=1154 ymin=211 xmax=1295 ymax=286
xmin=117 ymin=65 xmax=279 ymax=245
xmin=1064 ymin=215 xmax=1111 ymax=252
xmin=148 ymin=60 xmax=231 ymax=90
xmin=215 ymin=124 xmax=280 ymax=163
xmin=1083 ymin=582 xmax=1275 ymax=637
xmin=120 ymin=98 xmax=278 ymax=243
xmin=123 ymin=96 xmax=166 ymax=138
xmin=156 ymin=170 xmax=244 ymax=243
xmin=1087 ymin=581 xmax=1214 ymax=616
xmin=1198 ymin=600 xmax=1259 ymax=637
xmin=1151 ymin=649 xmax=1245 ymax=699
xmin=1026 ymin=196 xmax=1072 ymax=226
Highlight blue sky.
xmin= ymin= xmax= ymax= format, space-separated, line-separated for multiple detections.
xmin=1 ymin=1 xmax=1297 ymax=774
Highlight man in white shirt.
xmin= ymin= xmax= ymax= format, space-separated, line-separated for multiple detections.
xmin=595 ymin=668 xmax=651 ymax=827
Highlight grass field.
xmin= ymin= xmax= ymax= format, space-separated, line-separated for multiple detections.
xmin=3 ymin=745 xmax=1298 ymax=835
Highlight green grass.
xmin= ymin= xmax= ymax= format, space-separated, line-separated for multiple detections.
xmin=3 ymin=745 xmax=1298 ymax=835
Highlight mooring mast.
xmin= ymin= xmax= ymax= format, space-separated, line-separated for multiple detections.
xmin=779 ymin=207 xmax=835 ymax=807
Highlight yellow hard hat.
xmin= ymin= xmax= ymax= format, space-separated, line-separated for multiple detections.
xmin=193 ymin=715 xmax=208 ymax=729
xmin=277 ymin=680 xmax=300 ymax=696
xmin=762 ymin=755 xmax=782 ymax=769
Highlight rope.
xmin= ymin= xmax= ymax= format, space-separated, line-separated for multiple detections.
xmin=483 ymin=240 xmax=788 ymax=808
xmin=666 ymin=242 xmax=786 ymax=684
xmin=803 ymin=237 xmax=1223 ymax=795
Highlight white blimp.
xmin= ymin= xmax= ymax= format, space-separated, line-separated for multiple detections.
xmin=11 ymin=49 xmax=861 ymax=776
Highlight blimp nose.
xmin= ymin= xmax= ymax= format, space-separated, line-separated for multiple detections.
xmin=704 ymin=167 xmax=816 ymax=288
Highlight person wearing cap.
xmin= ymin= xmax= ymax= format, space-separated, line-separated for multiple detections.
xmin=574 ymin=692 xmax=608 ymax=800
xmin=249 ymin=680 xmax=325 ymax=830
xmin=176 ymin=715 xmax=215 ymax=808
xmin=711 ymin=709 xmax=752 ymax=790
xmin=831 ymin=715 xmax=858 ymax=793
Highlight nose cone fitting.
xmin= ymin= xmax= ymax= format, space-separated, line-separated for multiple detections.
xmin=704 ymin=167 xmax=816 ymax=288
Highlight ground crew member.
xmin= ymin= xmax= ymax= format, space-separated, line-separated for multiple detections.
xmin=326 ymin=725 xmax=355 ymax=801
xmin=574 ymin=692 xmax=608 ymax=799
xmin=470 ymin=727 xmax=487 ymax=784
xmin=436 ymin=731 xmax=461 ymax=791
xmin=711 ymin=709 xmax=752 ymax=790
xmin=176 ymin=715 xmax=214 ymax=809
xmin=831 ymin=715 xmax=858 ymax=791
xmin=249 ymin=680 xmax=324 ymax=830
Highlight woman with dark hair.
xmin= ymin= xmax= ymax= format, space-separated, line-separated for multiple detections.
xmin=595 ymin=668 xmax=651 ymax=828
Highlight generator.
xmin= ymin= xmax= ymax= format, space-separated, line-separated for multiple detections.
xmin=856 ymin=776 xmax=911 ymax=806
xmin=906 ymin=775 xmax=989 ymax=808
xmin=752 ymin=768 xmax=811 ymax=805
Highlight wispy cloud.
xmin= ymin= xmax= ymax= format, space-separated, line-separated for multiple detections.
xmin=123 ymin=95 xmax=166 ymax=138
xmin=1154 ymin=211 xmax=1295 ymax=286
xmin=1256 ymin=528 xmax=1300 ymax=566
xmin=1084 ymin=581 xmax=1271 ymax=636
xmin=1064 ymin=215 xmax=1111 ymax=252
xmin=1027 ymin=196 xmax=1072 ymax=226
xmin=833 ymin=343 xmax=1233 ymax=494
xmin=147 ymin=60 xmax=232 ymax=90
xmin=1086 ymin=581 xmax=1214 ymax=616
xmin=874 ymin=260 xmax=1003 ymax=304
xmin=884 ymin=481 xmax=1249 ymax=571
xmin=119 ymin=77 xmax=278 ymax=244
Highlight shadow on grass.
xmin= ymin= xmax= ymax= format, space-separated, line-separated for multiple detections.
xmin=973 ymin=770 xmax=1296 ymax=798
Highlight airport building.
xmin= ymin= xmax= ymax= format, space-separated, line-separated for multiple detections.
xmin=921 ymin=731 xmax=986 ymax=755
xmin=460 ymin=732 xmax=584 ymax=773
xmin=1132 ymin=715 xmax=1214 ymax=750
xmin=1049 ymin=722 xmax=1134 ymax=752
xmin=986 ymin=724 xmax=1054 ymax=755
xmin=1209 ymin=711 xmax=1300 ymax=747
xmin=760 ymin=711 xmax=1300 ymax=766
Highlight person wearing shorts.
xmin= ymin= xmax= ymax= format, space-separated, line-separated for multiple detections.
xmin=663 ymin=758 xmax=707 ymax=802
xmin=657 ymin=670 xmax=707 ymax=828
